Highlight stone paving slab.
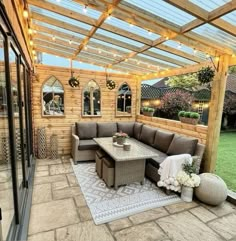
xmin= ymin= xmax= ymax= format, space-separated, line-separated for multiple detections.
xmin=164 ymin=201 xmax=198 ymax=214
xmin=108 ymin=218 xmax=132 ymax=232
xmin=208 ymin=213 xmax=236 ymax=240
xmin=157 ymin=211 xmax=224 ymax=241
xmin=52 ymin=180 xmax=69 ymax=191
xmin=53 ymin=187 xmax=82 ymax=200
xmin=74 ymin=194 xmax=87 ymax=207
xmin=34 ymin=174 xmax=67 ymax=185
xmin=67 ymin=173 xmax=79 ymax=187
xmin=114 ymin=222 xmax=167 ymax=241
xmin=32 ymin=183 xmax=52 ymax=204
xmin=28 ymin=199 xmax=79 ymax=235
xmin=56 ymin=221 xmax=114 ymax=241
xmin=27 ymin=231 xmax=55 ymax=241
xmin=129 ymin=207 xmax=169 ymax=225
xmin=189 ymin=206 xmax=217 ymax=223
xmin=37 ymin=159 xmax=62 ymax=166
xmin=49 ymin=163 xmax=73 ymax=175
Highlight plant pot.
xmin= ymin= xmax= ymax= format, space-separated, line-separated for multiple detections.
xmin=143 ymin=111 xmax=154 ymax=117
xmin=116 ymin=137 xmax=126 ymax=145
xmin=181 ymin=186 xmax=193 ymax=202
xmin=179 ymin=117 xmax=199 ymax=125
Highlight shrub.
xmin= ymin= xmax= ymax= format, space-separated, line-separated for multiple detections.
xmin=190 ymin=112 xmax=200 ymax=119
xmin=160 ymin=90 xmax=193 ymax=119
xmin=178 ymin=111 xmax=185 ymax=117
xmin=142 ymin=107 xmax=149 ymax=112
xmin=184 ymin=112 xmax=191 ymax=118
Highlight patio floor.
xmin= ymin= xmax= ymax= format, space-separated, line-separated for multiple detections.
xmin=27 ymin=157 xmax=236 ymax=241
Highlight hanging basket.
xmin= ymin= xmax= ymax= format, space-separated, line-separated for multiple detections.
xmin=68 ymin=77 xmax=80 ymax=88
xmin=197 ymin=66 xmax=215 ymax=84
xmin=106 ymin=79 xmax=116 ymax=90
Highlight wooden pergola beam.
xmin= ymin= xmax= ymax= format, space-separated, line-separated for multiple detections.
xmin=73 ymin=0 xmax=122 ymax=58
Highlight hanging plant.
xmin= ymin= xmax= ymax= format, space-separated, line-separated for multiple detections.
xmin=68 ymin=76 xmax=80 ymax=88
xmin=106 ymin=79 xmax=116 ymax=90
xmin=68 ymin=59 xmax=80 ymax=88
xmin=197 ymin=66 xmax=215 ymax=84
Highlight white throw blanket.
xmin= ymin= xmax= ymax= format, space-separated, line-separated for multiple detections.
xmin=157 ymin=154 xmax=192 ymax=192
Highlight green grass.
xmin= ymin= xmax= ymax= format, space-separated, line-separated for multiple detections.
xmin=216 ymin=132 xmax=236 ymax=192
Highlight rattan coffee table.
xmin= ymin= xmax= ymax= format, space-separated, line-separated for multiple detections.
xmin=94 ymin=137 xmax=158 ymax=189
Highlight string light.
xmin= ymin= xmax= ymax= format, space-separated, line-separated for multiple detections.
xmin=52 ymin=35 xmax=55 ymax=41
xmin=28 ymin=28 xmax=32 ymax=35
xmin=23 ymin=6 xmax=28 ymax=19
xmin=215 ymin=56 xmax=220 ymax=61
xmin=193 ymin=48 xmax=197 ymax=54
xmin=113 ymin=53 xmax=117 ymax=57
xmin=69 ymin=40 xmax=72 ymax=44
xmin=165 ymin=36 xmax=169 ymax=40
xmin=129 ymin=23 xmax=133 ymax=27
xmin=29 ymin=40 xmax=33 ymax=46
xmin=32 ymin=49 xmax=36 ymax=55
xmin=206 ymin=53 xmax=210 ymax=58
xmin=125 ymin=58 xmax=128 ymax=62
xmin=232 ymin=54 xmax=236 ymax=57
xmin=34 ymin=55 xmax=37 ymax=60
xmin=83 ymin=4 xmax=88 ymax=13
xmin=84 ymin=45 xmax=88 ymax=50
xmin=177 ymin=43 xmax=182 ymax=49
xmin=107 ymin=13 xmax=111 ymax=20
xmin=148 ymin=30 xmax=152 ymax=35
xmin=33 ymin=30 xmax=37 ymax=34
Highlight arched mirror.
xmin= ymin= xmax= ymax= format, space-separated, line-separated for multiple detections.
xmin=82 ymin=79 xmax=101 ymax=116
xmin=42 ymin=76 xmax=64 ymax=116
xmin=116 ymin=83 xmax=132 ymax=116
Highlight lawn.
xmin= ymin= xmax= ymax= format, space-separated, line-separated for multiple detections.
xmin=216 ymin=132 xmax=236 ymax=192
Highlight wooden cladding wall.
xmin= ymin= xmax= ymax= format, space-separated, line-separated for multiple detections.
xmin=137 ymin=115 xmax=208 ymax=144
xmin=32 ymin=65 xmax=137 ymax=156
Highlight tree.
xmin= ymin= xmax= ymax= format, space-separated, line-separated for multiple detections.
xmin=165 ymin=73 xmax=200 ymax=91
xmin=160 ymin=90 xmax=194 ymax=119
xmin=223 ymin=92 xmax=236 ymax=115
xmin=228 ymin=66 xmax=236 ymax=74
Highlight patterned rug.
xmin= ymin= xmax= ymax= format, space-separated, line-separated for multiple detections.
xmin=72 ymin=162 xmax=181 ymax=225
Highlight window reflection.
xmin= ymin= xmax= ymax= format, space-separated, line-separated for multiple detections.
xmin=116 ymin=83 xmax=132 ymax=116
xmin=42 ymin=76 xmax=64 ymax=116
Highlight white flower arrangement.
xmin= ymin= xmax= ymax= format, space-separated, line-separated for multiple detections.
xmin=176 ymin=170 xmax=200 ymax=188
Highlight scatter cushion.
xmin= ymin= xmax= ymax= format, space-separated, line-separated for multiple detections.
xmin=78 ymin=140 xmax=99 ymax=150
xmin=133 ymin=122 xmax=143 ymax=140
xmin=167 ymin=134 xmax=198 ymax=156
xmin=97 ymin=122 xmax=117 ymax=137
xmin=76 ymin=122 xmax=97 ymax=140
xmin=139 ymin=125 xmax=156 ymax=145
xmin=152 ymin=130 xmax=174 ymax=153
xmin=117 ymin=122 xmax=135 ymax=137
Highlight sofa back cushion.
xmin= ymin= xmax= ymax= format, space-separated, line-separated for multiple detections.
xmin=97 ymin=122 xmax=117 ymax=137
xmin=153 ymin=130 xmax=174 ymax=153
xmin=167 ymin=134 xmax=198 ymax=156
xmin=133 ymin=122 xmax=143 ymax=140
xmin=139 ymin=125 xmax=156 ymax=145
xmin=76 ymin=122 xmax=97 ymax=140
xmin=117 ymin=122 xmax=135 ymax=137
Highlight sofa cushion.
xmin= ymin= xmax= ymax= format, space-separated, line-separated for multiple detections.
xmin=76 ymin=122 xmax=97 ymax=140
xmin=97 ymin=122 xmax=117 ymax=137
xmin=153 ymin=130 xmax=174 ymax=153
xmin=117 ymin=122 xmax=135 ymax=137
xmin=167 ymin=134 xmax=198 ymax=156
xmin=133 ymin=122 xmax=143 ymax=140
xmin=78 ymin=139 xmax=99 ymax=150
xmin=139 ymin=125 xmax=156 ymax=145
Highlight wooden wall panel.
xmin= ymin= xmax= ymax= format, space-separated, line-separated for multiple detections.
xmin=32 ymin=65 xmax=137 ymax=156
xmin=137 ymin=115 xmax=208 ymax=144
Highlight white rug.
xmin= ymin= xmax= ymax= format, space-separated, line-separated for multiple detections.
xmin=72 ymin=162 xmax=181 ymax=225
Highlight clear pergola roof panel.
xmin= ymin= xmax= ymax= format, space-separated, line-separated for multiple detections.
xmin=89 ymin=38 xmax=131 ymax=53
xmin=148 ymin=48 xmax=196 ymax=65
xmin=30 ymin=6 xmax=92 ymax=30
xmin=104 ymin=16 xmax=160 ymax=40
xmin=96 ymin=29 xmax=144 ymax=47
xmin=46 ymin=0 xmax=102 ymax=20
xmin=122 ymin=0 xmax=196 ymax=26
xmin=162 ymin=40 xmax=208 ymax=60
xmin=189 ymin=0 xmax=231 ymax=11
xmin=192 ymin=24 xmax=236 ymax=51
xmin=33 ymin=21 xmax=86 ymax=39
xmin=221 ymin=11 xmax=236 ymax=26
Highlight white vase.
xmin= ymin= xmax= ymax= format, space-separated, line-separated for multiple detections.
xmin=181 ymin=186 xmax=193 ymax=202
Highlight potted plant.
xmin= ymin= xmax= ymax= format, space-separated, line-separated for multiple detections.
xmin=178 ymin=111 xmax=200 ymax=125
xmin=176 ymin=161 xmax=201 ymax=202
xmin=197 ymin=66 xmax=215 ymax=85
xmin=126 ymin=106 xmax=131 ymax=113
xmin=114 ymin=131 xmax=129 ymax=145
xmin=142 ymin=107 xmax=155 ymax=117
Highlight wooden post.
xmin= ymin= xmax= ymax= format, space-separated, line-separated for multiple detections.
xmin=136 ymin=77 xmax=141 ymax=118
xmin=204 ymin=54 xmax=229 ymax=172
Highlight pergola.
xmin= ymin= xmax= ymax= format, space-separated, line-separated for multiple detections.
xmin=17 ymin=0 xmax=236 ymax=172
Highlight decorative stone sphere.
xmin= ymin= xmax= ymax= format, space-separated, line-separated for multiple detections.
xmin=195 ymin=173 xmax=228 ymax=206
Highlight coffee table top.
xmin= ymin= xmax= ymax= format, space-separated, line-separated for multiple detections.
xmin=93 ymin=137 xmax=158 ymax=162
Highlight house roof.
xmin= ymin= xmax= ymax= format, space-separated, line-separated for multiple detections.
xmin=226 ymin=73 xmax=236 ymax=93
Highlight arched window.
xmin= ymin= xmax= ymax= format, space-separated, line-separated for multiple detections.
xmin=42 ymin=76 xmax=64 ymax=116
xmin=116 ymin=83 xmax=132 ymax=116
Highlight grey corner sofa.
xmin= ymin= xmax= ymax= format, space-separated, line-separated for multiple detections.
xmin=71 ymin=121 xmax=205 ymax=182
